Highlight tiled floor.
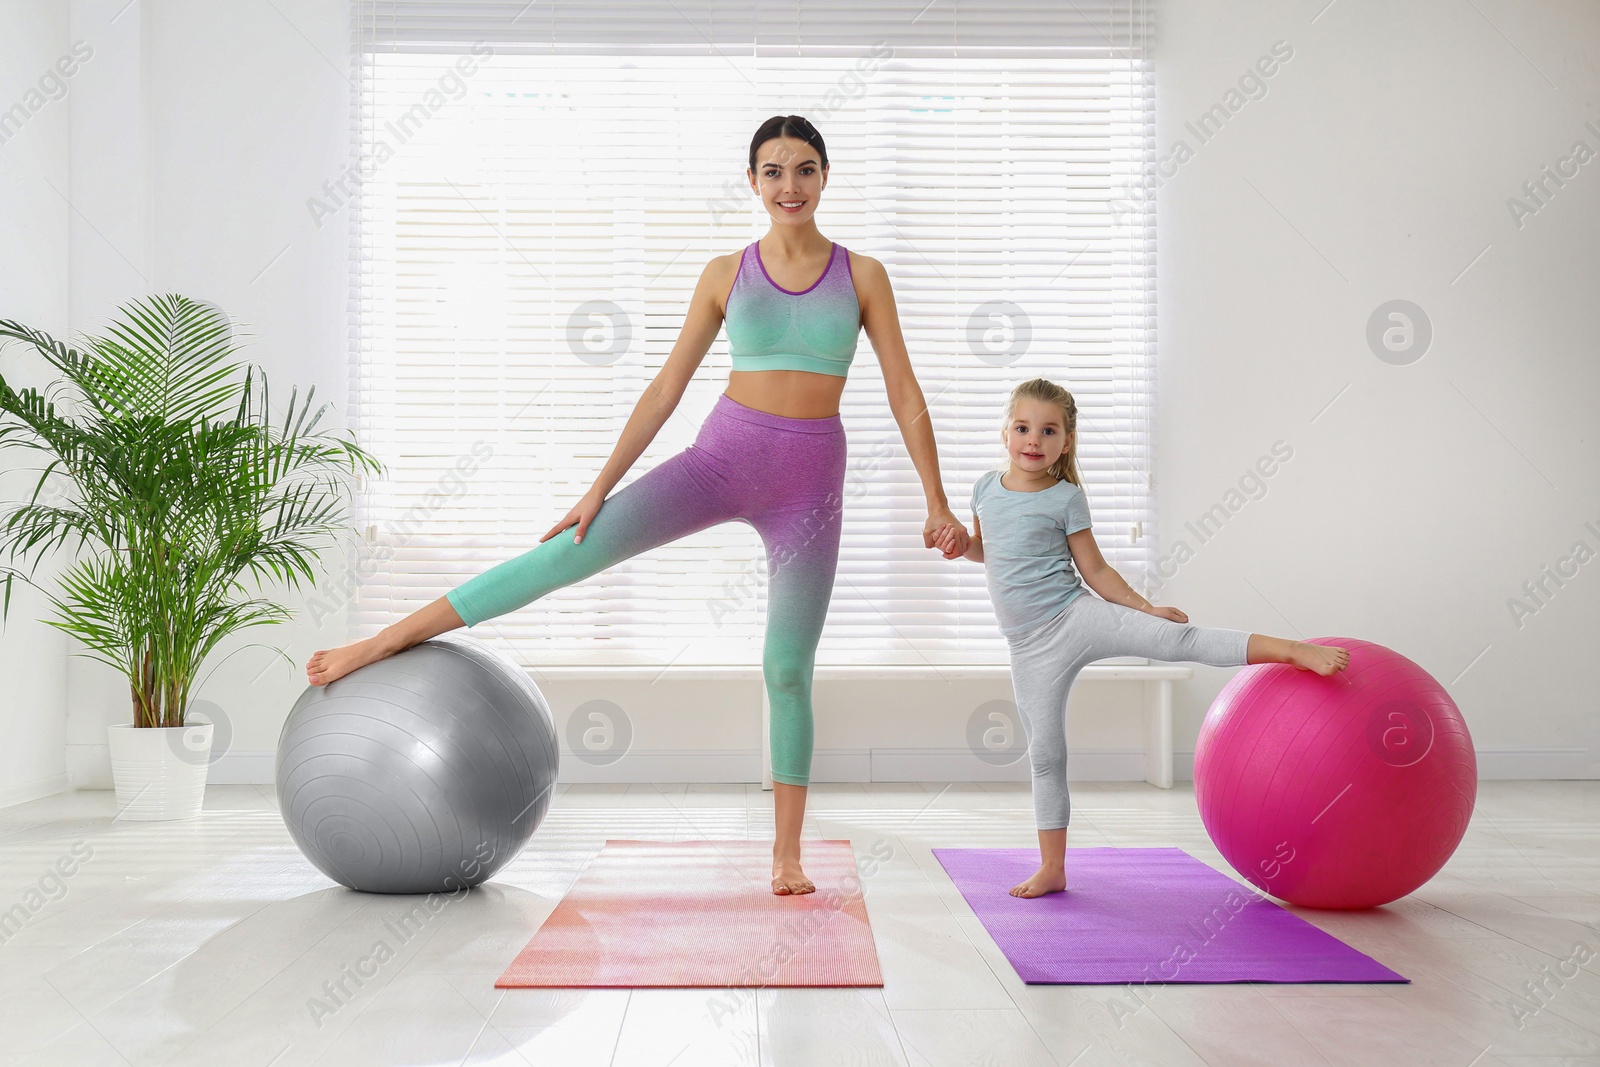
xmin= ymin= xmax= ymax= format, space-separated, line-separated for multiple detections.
xmin=1 ymin=780 xmax=1597 ymax=1066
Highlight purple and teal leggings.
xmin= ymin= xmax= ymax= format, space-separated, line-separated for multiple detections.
xmin=444 ymin=393 xmax=846 ymax=786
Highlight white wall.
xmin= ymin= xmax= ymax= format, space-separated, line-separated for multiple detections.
xmin=0 ymin=0 xmax=73 ymax=807
xmin=58 ymin=0 xmax=152 ymax=788
xmin=54 ymin=0 xmax=352 ymax=789
xmin=1152 ymin=0 xmax=1599 ymax=778
xmin=8 ymin=0 xmax=1595 ymax=803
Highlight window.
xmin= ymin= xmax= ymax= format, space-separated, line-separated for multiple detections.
xmin=348 ymin=1 xmax=1156 ymax=665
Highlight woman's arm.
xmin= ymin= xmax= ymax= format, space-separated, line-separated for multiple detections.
xmin=542 ymin=256 xmax=729 ymax=543
xmin=853 ymin=253 xmax=971 ymax=556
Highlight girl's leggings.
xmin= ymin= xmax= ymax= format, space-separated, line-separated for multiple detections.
xmin=1006 ymin=592 xmax=1252 ymax=829
xmin=443 ymin=393 xmax=846 ymax=787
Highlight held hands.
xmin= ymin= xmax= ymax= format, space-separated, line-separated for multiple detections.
xmin=543 ymin=487 xmax=606 ymax=545
xmin=927 ymin=516 xmax=970 ymax=560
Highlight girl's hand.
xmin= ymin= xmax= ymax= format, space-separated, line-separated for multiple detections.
xmin=1145 ymin=605 xmax=1189 ymax=623
xmin=542 ymin=487 xmax=606 ymax=545
xmin=924 ymin=511 xmax=970 ymax=559
xmin=930 ymin=522 xmax=964 ymax=560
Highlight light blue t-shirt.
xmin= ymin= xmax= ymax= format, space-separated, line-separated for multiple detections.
xmin=970 ymin=469 xmax=1093 ymax=637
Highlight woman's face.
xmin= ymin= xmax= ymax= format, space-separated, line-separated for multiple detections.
xmin=748 ymin=135 xmax=827 ymax=225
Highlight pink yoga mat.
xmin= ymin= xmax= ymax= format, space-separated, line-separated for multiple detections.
xmin=496 ymin=840 xmax=883 ymax=988
xmin=935 ymin=847 xmax=1408 ymax=984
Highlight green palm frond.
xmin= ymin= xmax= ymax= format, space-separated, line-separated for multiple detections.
xmin=0 ymin=293 xmax=386 ymax=728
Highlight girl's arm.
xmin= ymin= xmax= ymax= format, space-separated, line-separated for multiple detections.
xmin=963 ymin=515 xmax=984 ymax=563
xmin=852 ymin=253 xmax=971 ymax=556
xmin=542 ymin=256 xmax=726 ymax=543
xmin=1067 ymin=528 xmax=1154 ymax=612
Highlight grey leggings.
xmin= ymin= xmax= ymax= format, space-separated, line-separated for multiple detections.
xmin=1006 ymin=593 xmax=1252 ymax=830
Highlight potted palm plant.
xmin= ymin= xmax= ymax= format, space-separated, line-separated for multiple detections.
xmin=0 ymin=294 xmax=380 ymax=820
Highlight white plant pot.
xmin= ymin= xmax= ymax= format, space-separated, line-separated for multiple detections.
xmin=107 ymin=722 xmax=214 ymax=821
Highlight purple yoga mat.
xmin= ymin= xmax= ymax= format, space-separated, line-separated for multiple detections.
xmin=934 ymin=847 xmax=1407 ymax=984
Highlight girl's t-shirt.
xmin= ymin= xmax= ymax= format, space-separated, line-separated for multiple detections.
xmin=970 ymin=469 xmax=1093 ymax=637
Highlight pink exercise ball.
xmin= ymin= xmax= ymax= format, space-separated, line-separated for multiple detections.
xmin=1194 ymin=638 xmax=1476 ymax=910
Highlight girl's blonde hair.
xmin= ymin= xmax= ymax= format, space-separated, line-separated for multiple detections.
xmin=1002 ymin=378 xmax=1083 ymax=487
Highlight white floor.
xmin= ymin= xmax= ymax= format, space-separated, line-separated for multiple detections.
xmin=0 ymin=780 xmax=1597 ymax=1067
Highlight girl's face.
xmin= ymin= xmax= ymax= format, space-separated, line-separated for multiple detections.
xmin=748 ymin=136 xmax=827 ymax=226
xmin=1005 ymin=397 xmax=1073 ymax=477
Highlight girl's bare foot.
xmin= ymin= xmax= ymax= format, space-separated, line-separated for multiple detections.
xmin=1010 ymin=865 xmax=1068 ymax=898
xmin=772 ymin=857 xmax=815 ymax=896
xmin=1288 ymin=642 xmax=1350 ymax=676
xmin=305 ymin=635 xmax=401 ymax=687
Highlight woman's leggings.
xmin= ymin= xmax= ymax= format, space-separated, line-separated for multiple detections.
xmin=443 ymin=393 xmax=846 ymax=787
xmin=1007 ymin=592 xmax=1252 ymax=830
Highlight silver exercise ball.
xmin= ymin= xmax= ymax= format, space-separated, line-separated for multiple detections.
xmin=276 ymin=634 xmax=558 ymax=894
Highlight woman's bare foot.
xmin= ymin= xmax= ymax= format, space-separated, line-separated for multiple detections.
xmin=305 ymin=635 xmax=400 ymax=687
xmin=1289 ymin=642 xmax=1350 ymax=676
xmin=305 ymin=597 xmax=465 ymax=687
xmin=1010 ymin=865 xmax=1068 ymax=898
xmin=772 ymin=857 xmax=815 ymax=896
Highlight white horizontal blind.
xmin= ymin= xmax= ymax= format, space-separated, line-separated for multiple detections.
xmin=348 ymin=1 xmax=1156 ymax=665
xmin=356 ymin=2 xmax=1152 ymax=56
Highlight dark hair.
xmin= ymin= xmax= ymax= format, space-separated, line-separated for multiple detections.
xmin=748 ymin=115 xmax=828 ymax=174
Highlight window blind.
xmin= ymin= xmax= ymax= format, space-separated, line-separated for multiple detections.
xmin=346 ymin=0 xmax=1156 ymax=666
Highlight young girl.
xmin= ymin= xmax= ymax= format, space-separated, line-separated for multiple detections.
xmin=932 ymin=378 xmax=1347 ymax=898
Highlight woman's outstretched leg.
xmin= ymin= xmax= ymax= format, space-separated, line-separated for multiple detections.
xmin=306 ymin=595 xmax=469 ymax=686
xmin=306 ymin=445 xmax=736 ymax=685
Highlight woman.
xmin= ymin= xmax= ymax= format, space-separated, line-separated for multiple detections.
xmin=307 ymin=114 xmax=971 ymax=895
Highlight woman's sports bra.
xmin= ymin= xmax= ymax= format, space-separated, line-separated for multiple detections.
xmin=724 ymin=240 xmax=861 ymax=378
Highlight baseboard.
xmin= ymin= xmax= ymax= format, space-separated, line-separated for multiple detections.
xmin=206 ymin=749 xmax=281 ymax=785
xmin=559 ymin=750 xmax=763 ymax=784
xmin=1473 ymin=746 xmax=1593 ymax=779
xmin=140 ymin=744 xmax=1598 ymax=788
xmin=0 ymin=773 xmax=69 ymax=810
xmin=868 ymin=748 xmax=1148 ymax=783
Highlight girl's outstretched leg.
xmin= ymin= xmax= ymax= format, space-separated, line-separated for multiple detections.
xmin=1074 ymin=595 xmax=1253 ymax=669
xmin=1246 ymin=633 xmax=1349 ymax=675
xmin=1076 ymin=597 xmax=1350 ymax=676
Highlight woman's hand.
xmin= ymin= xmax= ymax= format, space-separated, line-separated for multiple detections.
xmin=930 ymin=522 xmax=965 ymax=560
xmin=925 ymin=511 xmax=970 ymax=559
xmin=1144 ymin=605 xmax=1189 ymax=623
xmin=542 ymin=486 xmax=606 ymax=545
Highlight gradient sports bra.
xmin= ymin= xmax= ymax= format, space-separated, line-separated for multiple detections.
xmin=724 ymin=240 xmax=861 ymax=378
